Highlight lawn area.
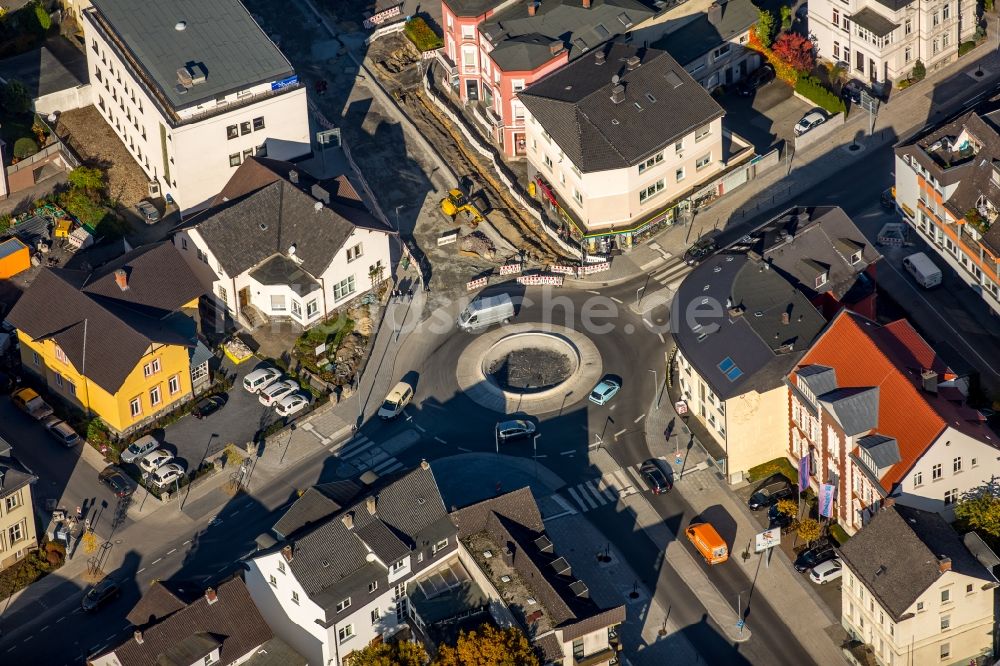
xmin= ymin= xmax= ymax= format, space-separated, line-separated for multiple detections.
xmin=747 ymin=457 xmax=798 ymax=484
xmin=0 ymin=110 xmax=37 ymax=166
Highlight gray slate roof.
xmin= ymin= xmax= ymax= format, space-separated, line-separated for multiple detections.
xmin=489 ymin=33 xmax=564 ymax=72
xmin=651 ymin=0 xmax=758 ymax=66
xmin=6 ymin=243 xmax=204 ymax=394
xmin=88 ymin=0 xmax=295 ymax=111
xmin=519 ymin=41 xmax=724 ymax=172
xmin=271 ymin=480 xmax=363 ymax=540
xmin=0 ymin=37 xmax=87 ymax=99
xmin=481 ymin=0 xmax=656 ymax=71
xmin=192 ymin=157 xmax=390 ymax=279
xmin=858 ymin=434 xmax=901 ymax=468
xmin=444 ymin=0 xmax=507 ymax=18
xmin=850 ymin=7 xmax=899 ymax=37
xmin=818 ymin=386 xmax=880 ymax=436
xmin=838 ymin=504 xmax=995 ymax=621
xmin=0 ymin=456 xmax=36 ymax=501
xmin=674 ymin=253 xmax=827 ymax=400
xmin=797 ymin=365 xmax=838 ymax=397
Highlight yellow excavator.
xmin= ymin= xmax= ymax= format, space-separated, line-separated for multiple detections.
xmin=440 ymin=188 xmax=485 ymax=227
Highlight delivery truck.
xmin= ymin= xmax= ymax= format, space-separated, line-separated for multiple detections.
xmin=902 ymin=252 xmax=943 ymax=289
xmin=458 ymin=293 xmax=515 ymax=332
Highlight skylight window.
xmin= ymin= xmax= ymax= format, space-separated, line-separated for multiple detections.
xmin=718 ymin=357 xmax=744 ymax=381
xmin=595 ymin=24 xmax=610 ymax=39
xmin=618 ymin=12 xmax=633 ymax=28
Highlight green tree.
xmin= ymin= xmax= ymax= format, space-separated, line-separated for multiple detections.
xmin=350 ymin=640 xmax=428 ymax=666
xmin=954 ymin=487 xmax=1000 ymax=539
xmin=911 ymin=59 xmax=926 ymax=81
xmin=797 ymin=518 xmax=822 ymax=544
xmin=780 ymin=5 xmax=793 ymax=30
xmin=776 ymin=498 xmax=798 ymax=517
xmin=67 ymin=166 xmax=106 ymax=198
xmin=754 ymin=9 xmax=777 ymax=49
xmin=13 ymin=137 xmax=38 ymax=159
xmin=59 ymin=187 xmax=107 ymax=228
xmin=34 ymin=1 xmax=51 ymax=32
xmin=2 ymin=79 xmax=31 ymax=115
xmin=434 ymin=624 xmax=539 ymax=666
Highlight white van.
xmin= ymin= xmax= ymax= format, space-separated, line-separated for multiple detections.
xmin=458 ymin=293 xmax=514 ymax=332
xmin=903 ymin=252 xmax=942 ymax=289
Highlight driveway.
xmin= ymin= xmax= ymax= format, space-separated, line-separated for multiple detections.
xmin=718 ymin=80 xmax=813 ymax=154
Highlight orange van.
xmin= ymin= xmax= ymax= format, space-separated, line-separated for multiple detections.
xmin=686 ymin=522 xmax=729 ymax=564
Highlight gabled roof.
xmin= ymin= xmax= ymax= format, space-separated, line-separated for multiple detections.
xmin=519 ymin=41 xmax=724 ymax=172
xmin=6 ymin=243 xmax=204 ymax=394
xmin=102 ymin=578 xmax=278 ymax=666
xmin=651 ymin=0 xmax=758 ymax=66
xmin=818 ymin=386 xmax=879 ymax=436
xmin=0 ymin=456 xmax=36 ymax=501
xmin=271 ymin=480 xmax=363 ymax=540
xmin=192 ymin=157 xmax=390 ymax=279
xmin=839 ymin=504 xmax=995 ymax=622
xmin=791 ymin=311 xmax=996 ymax=491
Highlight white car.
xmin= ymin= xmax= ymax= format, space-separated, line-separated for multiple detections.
xmin=259 ymin=379 xmax=299 ymax=407
xmin=139 ymin=449 xmax=174 ymax=474
xmin=275 ymin=392 xmax=311 ymax=417
xmin=243 ymin=367 xmax=282 ymax=393
xmin=149 ymin=462 xmax=186 ymax=488
xmin=42 ymin=417 xmax=81 ymax=447
xmin=120 ymin=435 xmax=159 ymax=464
xmin=794 ymin=111 xmax=827 ymax=136
xmin=809 ymin=558 xmax=844 ymax=584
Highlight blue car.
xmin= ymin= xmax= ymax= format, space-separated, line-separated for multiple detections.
xmin=589 ymin=379 xmax=621 ymax=405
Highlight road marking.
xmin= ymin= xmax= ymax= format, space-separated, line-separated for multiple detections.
xmin=568 ymin=486 xmax=596 ymax=510
xmin=152 ymin=558 xmax=162 ymax=565
xmin=104 ymin=634 xmax=115 ymax=642
xmin=612 ymin=469 xmax=634 ymax=491
xmin=587 ymin=290 xmax=600 ymax=295
xmin=22 ymin=636 xmax=33 ymax=643
xmin=657 ymin=332 xmax=665 ymax=344
xmin=535 ymin=454 xmax=548 ymax=458
xmin=633 ymin=413 xmax=645 ymax=423
xmin=166 ymin=548 xmax=177 ymax=555
xmin=586 ymin=480 xmax=612 ymax=504
xmin=613 ymin=428 xmax=627 ymax=439
xmin=55 ymin=616 xmax=65 ymax=624
xmin=40 ymin=625 xmax=49 ymax=632
xmin=415 ymin=424 xmax=426 ymax=433
xmin=137 ymin=568 xmax=146 ymax=574
xmin=611 ymin=296 xmax=623 ymax=304
xmin=598 ymin=475 xmax=621 ymax=500
xmin=627 ymin=466 xmax=650 ymax=491
xmin=434 ymin=436 xmax=447 ymax=444
xmin=560 ymin=450 xmax=575 ymax=456
xmin=5 ymin=646 xmax=14 ymax=652
xmin=88 ymin=645 xmax=102 ymax=653
xmin=183 ymin=540 xmax=191 ymax=545
xmin=405 ymin=414 xmax=412 ymax=421
xmin=457 ymin=446 xmax=472 ymax=452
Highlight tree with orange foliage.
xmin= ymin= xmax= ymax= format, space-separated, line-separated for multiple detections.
xmin=433 ymin=624 xmax=540 ymax=666
xmin=771 ymin=32 xmax=815 ymax=72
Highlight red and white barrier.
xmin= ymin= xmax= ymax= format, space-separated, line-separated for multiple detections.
xmin=466 ymin=277 xmax=488 ymax=291
xmin=580 ymin=261 xmax=611 ymax=275
xmin=517 ymin=274 xmax=564 ymax=286
xmin=550 ymin=265 xmax=577 ymax=275
xmin=364 ymin=5 xmax=401 ymax=28
xmin=499 ymin=263 xmax=523 ymax=275
xmin=585 ymin=254 xmax=609 ymax=264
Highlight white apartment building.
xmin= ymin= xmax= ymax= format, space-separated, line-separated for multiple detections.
xmin=839 ymin=503 xmax=998 ymax=666
xmin=81 ymin=0 xmax=310 ymax=214
xmin=808 ymin=0 xmax=977 ymax=85
xmin=518 ymin=41 xmax=732 ymax=251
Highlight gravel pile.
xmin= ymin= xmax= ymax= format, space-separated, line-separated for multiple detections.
xmin=488 ymin=348 xmax=571 ymax=391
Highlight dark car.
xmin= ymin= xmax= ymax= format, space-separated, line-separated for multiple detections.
xmin=794 ymin=540 xmax=838 ymax=573
xmin=82 ymin=578 xmax=120 ymax=612
xmin=747 ymin=480 xmax=795 ymax=511
xmin=736 ymin=63 xmax=775 ymax=96
xmin=192 ymin=394 xmax=227 ymax=419
xmin=768 ymin=503 xmax=794 ymax=530
xmin=841 ymin=78 xmax=868 ymax=105
xmin=99 ymin=465 xmax=134 ymax=498
xmin=640 ymin=459 xmax=672 ymax=495
xmin=496 ymin=420 xmax=536 ymax=443
xmin=683 ymin=231 xmax=721 ymax=266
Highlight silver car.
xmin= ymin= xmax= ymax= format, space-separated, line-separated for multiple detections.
xmin=136 ymin=200 xmax=160 ymax=224
xmin=794 ymin=111 xmax=827 ymax=136
xmin=120 ymin=435 xmax=158 ymax=464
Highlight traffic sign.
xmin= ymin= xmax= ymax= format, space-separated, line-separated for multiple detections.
xmin=755 ymin=528 xmax=781 ymax=553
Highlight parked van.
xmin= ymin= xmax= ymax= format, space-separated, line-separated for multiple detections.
xmin=686 ymin=522 xmax=729 ymax=565
xmin=458 ymin=293 xmax=514 ymax=332
xmin=902 ymin=252 xmax=942 ymax=288
xmin=378 ymin=381 xmax=413 ymax=420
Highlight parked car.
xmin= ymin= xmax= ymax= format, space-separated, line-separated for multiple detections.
xmin=82 ymin=578 xmax=121 ymax=612
xmin=259 ymin=379 xmax=299 ymax=407
xmin=840 ymin=78 xmax=868 ymax=104
xmin=120 ymin=434 xmax=158 ymax=464
xmin=640 ymin=459 xmax=672 ymax=494
xmin=736 ymin=63 xmax=775 ymax=96
xmin=42 ymin=417 xmax=81 ymax=447
xmin=139 ymin=449 xmax=174 ymax=474
xmin=794 ymin=111 xmax=827 ymax=136
xmin=98 ymin=465 xmax=134 ymax=498
xmin=747 ymin=479 xmax=795 ymax=511
xmin=768 ymin=503 xmax=794 ymax=530
xmin=192 ymin=394 xmax=226 ymax=419
xmin=136 ymin=201 xmax=160 ymax=223
xmin=243 ymin=367 xmax=281 ymax=393
xmin=794 ymin=540 xmax=838 ymax=573
xmin=809 ymin=558 xmax=844 ymax=584
xmin=378 ymin=381 xmax=414 ymax=420
xmin=496 ymin=419 xmax=536 ymax=443
xmin=683 ymin=230 xmax=721 ymax=266
xmin=275 ymin=392 xmax=311 ymax=417
xmin=150 ymin=462 xmax=186 ymax=488
xmin=589 ymin=379 xmax=621 ymax=405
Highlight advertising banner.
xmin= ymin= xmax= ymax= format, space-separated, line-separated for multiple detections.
xmin=798 ymin=455 xmax=810 ymax=493
xmin=819 ymin=483 xmax=837 ymax=518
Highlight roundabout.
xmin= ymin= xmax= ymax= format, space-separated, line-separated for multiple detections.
xmin=455 ymin=323 xmax=603 ymax=414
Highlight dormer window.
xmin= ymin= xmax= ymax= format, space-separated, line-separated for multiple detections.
xmin=389 ymin=559 xmax=405 ymax=574
xmin=815 ymin=272 xmax=828 ymax=288
xmin=851 ymin=250 xmax=862 ymax=265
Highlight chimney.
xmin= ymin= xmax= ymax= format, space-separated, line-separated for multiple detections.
xmin=610 ymin=84 xmax=625 ymax=104
xmin=595 ymin=51 xmax=606 ymax=65
xmin=342 ymin=512 xmax=354 ymax=529
xmin=626 ymin=55 xmax=641 ymax=71
xmin=583 ymin=0 xmax=591 ymax=7
xmin=114 ymin=268 xmax=128 ymax=291
xmin=205 ymin=587 xmax=218 ymax=605
xmin=528 ymin=1 xmax=536 ymax=16
xmin=708 ymin=0 xmax=724 ymax=25
xmin=366 ymin=495 xmax=377 ymax=515
xmin=134 ymin=630 xmax=144 ymax=644
xmin=781 ymin=312 xmax=790 ymax=325
xmin=921 ymin=369 xmax=938 ymax=394
xmin=938 ymin=556 xmax=952 ymax=573
xmin=289 ymin=170 xmax=299 ymax=185
xmin=548 ymin=40 xmax=563 ymax=56
xmin=421 ymin=459 xmax=430 ymax=470
xmin=281 ymin=544 xmax=294 ymax=562
xmin=311 ymin=183 xmax=330 ymax=204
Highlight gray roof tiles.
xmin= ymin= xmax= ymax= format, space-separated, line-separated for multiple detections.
xmin=519 ymin=41 xmax=724 ymax=172
xmin=650 ymin=0 xmax=758 ymax=66
xmin=819 ymin=386 xmax=880 ymax=436
xmin=0 ymin=457 xmax=36 ymax=501
xmin=271 ymin=480 xmax=363 ymax=540
xmin=858 ymin=434 xmax=902 ymax=469
xmin=797 ymin=365 xmax=838 ymax=396
xmin=850 ymin=7 xmax=899 ymax=37
xmin=88 ymin=0 xmax=295 ymax=111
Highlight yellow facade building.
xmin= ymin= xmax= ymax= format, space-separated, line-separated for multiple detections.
xmin=7 ymin=242 xmax=208 ymax=436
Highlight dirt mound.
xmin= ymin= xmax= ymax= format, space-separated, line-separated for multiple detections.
xmin=332 ymin=332 xmax=368 ymax=385
xmin=460 ymin=231 xmax=497 ymax=262
xmin=488 ymin=348 xmax=572 ymax=391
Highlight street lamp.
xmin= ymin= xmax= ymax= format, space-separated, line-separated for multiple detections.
xmin=394 ymin=205 xmax=405 ymax=232
xmin=648 ymin=369 xmax=659 ymax=410
xmin=635 ymin=286 xmax=645 ymax=308
xmin=532 ymin=433 xmax=541 ymax=480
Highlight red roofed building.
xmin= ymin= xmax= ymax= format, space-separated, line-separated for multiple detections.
xmin=787 ymin=310 xmax=997 ymax=534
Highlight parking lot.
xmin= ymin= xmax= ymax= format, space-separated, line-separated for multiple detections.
xmin=719 ymin=79 xmax=814 ymax=154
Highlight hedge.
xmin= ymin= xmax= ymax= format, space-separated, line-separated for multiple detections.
xmin=794 ymin=76 xmax=846 ymax=115
xmin=404 ymin=17 xmax=443 ymax=52
xmin=746 ymin=457 xmax=798 ymax=484
xmin=958 ymin=40 xmax=977 ymax=57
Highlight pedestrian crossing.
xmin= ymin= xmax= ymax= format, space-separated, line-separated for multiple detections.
xmin=329 ymin=433 xmax=406 ymax=477
xmin=648 ymin=256 xmax=692 ymax=290
xmin=555 ymin=459 xmax=667 ymax=514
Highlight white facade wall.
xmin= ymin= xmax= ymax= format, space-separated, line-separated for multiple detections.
xmin=320 ymin=228 xmax=393 ymax=312
xmin=524 ymin=112 xmax=724 ymax=230
xmin=81 ymin=10 xmax=310 ymax=214
xmin=329 ymin=586 xmax=404 ymax=663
